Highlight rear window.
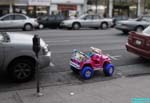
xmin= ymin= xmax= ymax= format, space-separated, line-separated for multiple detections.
xmin=2 ymin=15 xmax=14 ymax=20
xmin=56 ymin=15 xmax=64 ymax=20
xmin=142 ymin=26 xmax=150 ymax=36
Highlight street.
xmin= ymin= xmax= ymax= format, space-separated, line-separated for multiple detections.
xmin=0 ymin=28 xmax=150 ymax=92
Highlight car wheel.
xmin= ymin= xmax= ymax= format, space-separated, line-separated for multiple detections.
xmin=70 ymin=66 xmax=79 ymax=73
xmin=80 ymin=66 xmax=94 ymax=79
xmin=72 ymin=23 xmax=80 ymax=30
xmin=8 ymin=59 xmax=35 ymax=82
xmin=39 ymin=24 xmax=44 ymax=29
xmin=103 ymin=63 xmax=114 ymax=76
xmin=101 ymin=22 xmax=108 ymax=29
xmin=24 ymin=24 xmax=33 ymax=31
xmin=135 ymin=26 xmax=144 ymax=32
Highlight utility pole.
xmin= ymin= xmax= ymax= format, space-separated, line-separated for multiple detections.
xmin=95 ymin=0 xmax=98 ymax=14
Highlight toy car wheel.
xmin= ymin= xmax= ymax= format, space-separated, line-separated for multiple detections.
xmin=81 ymin=66 xmax=94 ymax=79
xmin=103 ymin=63 xmax=114 ymax=76
xmin=70 ymin=66 xmax=79 ymax=73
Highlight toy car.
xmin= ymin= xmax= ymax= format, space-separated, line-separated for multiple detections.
xmin=70 ymin=47 xmax=114 ymax=79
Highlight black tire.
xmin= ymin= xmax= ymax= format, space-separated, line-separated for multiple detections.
xmin=101 ymin=22 xmax=108 ymax=29
xmin=135 ymin=26 xmax=144 ymax=32
xmin=70 ymin=66 xmax=79 ymax=74
xmin=23 ymin=24 xmax=33 ymax=31
xmin=72 ymin=23 xmax=80 ymax=30
xmin=8 ymin=59 xmax=35 ymax=82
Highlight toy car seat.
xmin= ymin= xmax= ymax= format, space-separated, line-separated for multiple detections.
xmin=91 ymin=54 xmax=100 ymax=64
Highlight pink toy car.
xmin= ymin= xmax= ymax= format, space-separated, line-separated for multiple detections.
xmin=70 ymin=47 xmax=114 ymax=79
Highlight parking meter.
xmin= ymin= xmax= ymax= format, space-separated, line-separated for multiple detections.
xmin=33 ymin=35 xmax=41 ymax=56
xmin=32 ymin=34 xmax=43 ymax=96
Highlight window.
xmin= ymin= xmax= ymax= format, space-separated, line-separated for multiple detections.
xmin=93 ymin=15 xmax=100 ymax=20
xmin=2 ymin=15 xmax=14 ymax=21
xmin=84 ymin=15 xmax=92 ymax=20
xmin=142 ymin=16 xmax=150 ymax=22
xmin=56 ymin=15 xmax=64 ymax=20
xmin=48 ymin=16 xmax=55 ymax=21
xmin=14 ymin=15 xmax=26 ymax=20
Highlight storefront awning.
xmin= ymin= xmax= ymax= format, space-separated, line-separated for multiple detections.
xmin=51 ymin=0 xmax=84 ymax=5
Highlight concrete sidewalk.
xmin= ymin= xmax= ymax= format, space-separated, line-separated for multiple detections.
xmin=0 ymin=75 xmax=150 ymax=103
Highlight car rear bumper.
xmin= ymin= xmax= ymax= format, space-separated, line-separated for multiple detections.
xmin=126 ymin=43 xmax=150 ymax=59
xmin=39 ymin=51 xmax=51 ymax=68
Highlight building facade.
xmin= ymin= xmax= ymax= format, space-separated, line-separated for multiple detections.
xmin=86 ymin=0 xmax=148 ymax=18
xmin=0 ymin=0 xmax=50 ymax=17
xmin=50 ymin=0 xmax=85 ymax=18
xmin=0 ymin=0 xmax=149 ymax=18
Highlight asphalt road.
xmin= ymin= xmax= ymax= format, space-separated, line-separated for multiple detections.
xmin=0 ymin=28 xmax=150 ymax=92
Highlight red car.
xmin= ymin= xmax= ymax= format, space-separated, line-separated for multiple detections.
xmin=126 ymin=26 xmax=150 ymax=59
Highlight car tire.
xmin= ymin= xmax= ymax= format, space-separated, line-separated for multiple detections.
xmin=103 ymin=63 xmax=114 ymax=76
xmin=72 ymin=23 xmax=80 ymax=30
xmin=70 ymin=66 xmax=79 ymax=73
xmin=80 ymin=66 xmax=94 ymax=79
xmin=135 ymin=26 xmax=144 ymax=32
xmin=101 ymin=22 xmax=108 ymax=29
xmin=23 ymin=24 xmax=33 ymax=31
xmin=8 ymin=59 xmax=35 ymax=82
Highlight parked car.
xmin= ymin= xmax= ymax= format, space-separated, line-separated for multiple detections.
xmin=0 ymin=13 xmax=38 ymax=31
xmin=0 ymin=32 xmax=51 ymax=82
xmin=115 ymin=15 xmax=150 ymax=34
xmin=37 ymin=14 xmax=65 ymax=29
xmin=60 ymin=14 xmax=113 ymax=30
xmin=126 ymin=26 xmax=150 ymax=59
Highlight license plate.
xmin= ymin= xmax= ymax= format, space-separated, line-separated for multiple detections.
xmin=135 ymin=40 xmax=142 ymax=45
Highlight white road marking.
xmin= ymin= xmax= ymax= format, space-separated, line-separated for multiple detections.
xmin=46 ymin=40 xmax=70 ymax=43
xmin=106 ymin=54 xmax=122 ymax=60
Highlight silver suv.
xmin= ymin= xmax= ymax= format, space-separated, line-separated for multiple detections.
xmin=0 ymin=13 xmax=39 ymax=31
xmin=0 ymin=32 xmax=51 ymax=82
